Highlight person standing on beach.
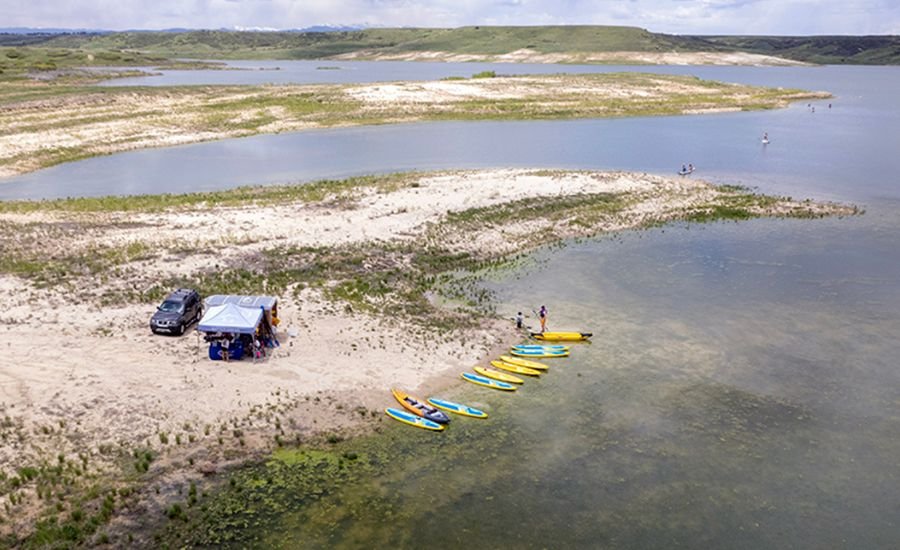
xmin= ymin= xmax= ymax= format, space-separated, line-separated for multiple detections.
xmin=221 ymin=333 xmax=231 ymax=362
xmin=515 ymin=311 xmax=524 ymax=330
xmin=539 ymin=305 xmax=548 ymax=333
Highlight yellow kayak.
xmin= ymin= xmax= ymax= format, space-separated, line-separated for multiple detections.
xmin=474 ymin=366 xmax=525 ymax=385
xmin=490 ymin=359 xmax=541 ymax=377
xmin=531 ymin=331 xmax=592 ymax=342
xmin=498 ymin=355 xmax=549 ymax=371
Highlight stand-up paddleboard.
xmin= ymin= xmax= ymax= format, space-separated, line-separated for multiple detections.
xmin=426 ymin=398 xmax=488 ymax=419
xmin=512 ymin=344 xmax=569 ymax=352
xmin=531 ymin=331 xmax=592 ymax=342
xmin=491 ymin=359 xmax=541 ymax=376
xmin=510 ymin=348 xmax=569 ymax=358
xmin=475 ymin=366 xmax=525 ymax=384
xmin=499 ymin=355 xmax=549 ymax=371
xmin=385 ymin=408 xmax=445 ymax=431
xmin=461 ymin=372 xmax=517 ymax=391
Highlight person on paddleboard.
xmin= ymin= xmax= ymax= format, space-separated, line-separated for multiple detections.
xmin=539 ymin=305 xmax=548 ymax=333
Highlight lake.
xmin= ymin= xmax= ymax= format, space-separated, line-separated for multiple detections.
xmin=4 ymin=63 xmax=900 ymax=548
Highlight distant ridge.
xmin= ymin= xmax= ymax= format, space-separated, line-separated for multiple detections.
xmin=2 ymin=26 xmax=896 ymax=65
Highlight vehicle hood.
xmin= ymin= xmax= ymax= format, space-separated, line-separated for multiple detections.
xmin=151 ymin=311 xmax=183 ymax=323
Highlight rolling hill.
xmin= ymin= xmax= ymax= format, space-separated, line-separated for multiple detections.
xmin=3 ymin=26 xmax=897 ymax=65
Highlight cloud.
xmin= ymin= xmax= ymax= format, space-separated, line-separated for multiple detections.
xmin=3 ymin=0 xmax=898 ymax=35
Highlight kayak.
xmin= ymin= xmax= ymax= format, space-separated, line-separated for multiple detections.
xmin=510 ymin=348 xmax=569 ymax=358
xmin=490 ymin=359 xmax=541 ymax=377
xmin=531 ymin=331 xmax=592 ymax=342
xmin=392 ymin=388 xmax=451 ymax=425
xmin=474 ymin=366 xmax=525 ymax=384
xmin=385 ymin=408 xmax=445 ymax=431
xmin=426 ymin=397 xmax=488 ymax=419
xmin=512 ymin=344 xmax=569 ymax=352
xmin=461 ymin=372 xmax=517 ymax=391
xmin=498 ymin=355 xmax=549 ymax=371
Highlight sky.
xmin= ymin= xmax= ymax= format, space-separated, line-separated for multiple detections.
xmin=3 ymin=0 xmax=899 ymax=36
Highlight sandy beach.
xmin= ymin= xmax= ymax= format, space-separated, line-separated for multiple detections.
xmin=0 ymin=168 xmax=857 ymax=540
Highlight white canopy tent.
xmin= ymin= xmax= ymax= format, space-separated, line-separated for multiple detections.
xmin=197 ymin=303 xmax=263 ymax=335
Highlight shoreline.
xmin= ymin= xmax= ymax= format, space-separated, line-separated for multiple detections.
xmin=0 ymin=169 xmax=858 ymax=545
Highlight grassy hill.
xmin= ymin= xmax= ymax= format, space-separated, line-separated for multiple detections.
xmin=6 ymin=26 xmax=898 ymax=65
xmin=699 ymin=35 xmax=900 ymax=65
xmin=39 ymin=26 xmax=725 ymax=59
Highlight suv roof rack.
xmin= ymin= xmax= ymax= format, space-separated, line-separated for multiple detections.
xmin=168 ymin=288 xmax=198 ymax=300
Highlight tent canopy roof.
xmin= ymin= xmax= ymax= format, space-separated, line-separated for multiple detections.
xmin=204 ymin=294 xmax=277 ymax=311
xmin=197 ymin=303 xmax=263 ymax=334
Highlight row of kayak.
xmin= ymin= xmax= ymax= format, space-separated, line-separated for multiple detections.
xmin=385 ymin=330 xmax=590 ymax=431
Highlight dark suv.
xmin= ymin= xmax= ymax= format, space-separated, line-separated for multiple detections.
xmin=150 ymin=288 xmax=202 ymax=336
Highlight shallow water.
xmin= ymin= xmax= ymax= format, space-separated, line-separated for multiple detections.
xmin=226 ymin=212 xmax=898 ymax=549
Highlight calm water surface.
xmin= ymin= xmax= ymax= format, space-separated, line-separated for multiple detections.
xmin=3 ymin=64 xmax=899 ymax=547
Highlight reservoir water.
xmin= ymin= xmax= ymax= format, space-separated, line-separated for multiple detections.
xmin=3 ymin=63 xmax=899 ymax=547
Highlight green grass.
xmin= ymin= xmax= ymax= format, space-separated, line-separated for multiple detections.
xmin=32 ymin=26 xmax=726 ymax=60
xmin=0 ymin=172 xmax=420 ymax=214
xmin=699 ymin=35 xmax=900 ymax=65
xmin=0 ymin=46 xmax=168 ymax=76
xmin=8 ymin=28 xmax=900 ymax=65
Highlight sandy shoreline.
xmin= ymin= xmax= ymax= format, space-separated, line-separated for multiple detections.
xmin=0 ymin=168 xmax=857 ymax=542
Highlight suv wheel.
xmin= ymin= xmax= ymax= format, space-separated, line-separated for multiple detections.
xmin=175 ymin=323 xmax=185 ymax=336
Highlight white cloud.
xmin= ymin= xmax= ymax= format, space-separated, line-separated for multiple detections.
xmin=3 ymin=0 xmax=898 ymax=35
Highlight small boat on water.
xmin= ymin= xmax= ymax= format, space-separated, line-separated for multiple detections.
xmin=392 ymin=388 xmax=451 ymax=424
